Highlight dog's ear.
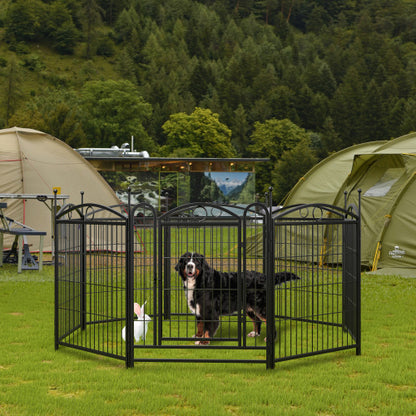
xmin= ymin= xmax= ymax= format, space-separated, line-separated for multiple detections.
xmin=175 ymin=257 xmax=183 ymax=272
xmin=194 ymin=252 xmax=204 ymax=260
xmin=201 ymin=256 xmax=209 ymax=270
xmin=193 ymin=253 xmax=208 ymax=270
xmin=175 ymin=252 xmax=188 ymax=270
xmin=175 ymin=259 xmax=187 ymax=281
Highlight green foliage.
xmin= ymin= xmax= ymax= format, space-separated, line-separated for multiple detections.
xmin=272 ymin=138 xmax=318 ymax=203
xmin=250 ymin=118 xmax=308 ymax=161
xmin=1 ymin=57 xmax=23 ymax=125
xmin=162 ymin=107 xmax=235 ymax=158
xmin=249 ymin=118 xmax=312 ymax=196
xmin=113 ymin=6 xmax=141 ymax=44
xmin=1 ymin=0 xmax=416 ymax=189
xmin=46 ymin=0 xmax=79 ymax=54
xmin=80 ymin=79 xmax=154 ymax=149
xmin=9 ymin=88 xmax=87 ymax=147
xmin=96 ymin=34 xmax=116 ymax=57
xmin=4 ymin=0 xmax=79 ymax=54
xmin=4 ymin=0 xmax=46 ymax=43
xmin=52 ymin=20 xmax=79 ymax=55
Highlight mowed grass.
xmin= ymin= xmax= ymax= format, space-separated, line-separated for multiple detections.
xmin=0 ymin=264 xmax=416 ymax=416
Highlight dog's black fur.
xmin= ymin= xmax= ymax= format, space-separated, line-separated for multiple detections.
xmin=175 ymin=252 xmax=299 ymax=344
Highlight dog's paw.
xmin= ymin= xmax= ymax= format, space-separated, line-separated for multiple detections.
xmin=195 ymin=340 xmax=210 ymax=345
xmin=247 ymin=331 xmax=260 ymax=337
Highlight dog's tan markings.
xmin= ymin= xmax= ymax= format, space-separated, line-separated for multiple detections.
xmin=195 ymin=331 xmax=211 ymax=345
xmin=195 ymin=328 xmax=211 ymax=345
xmin=196 ymin=321 xmax=204 ymax=338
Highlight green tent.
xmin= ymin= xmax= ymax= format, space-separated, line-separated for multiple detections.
xmin=282 ymin=132 xmax=416 ymax=277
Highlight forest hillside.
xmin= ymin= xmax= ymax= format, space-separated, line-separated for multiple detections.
xmin=1 ymin=0 xmax=416 ymax=201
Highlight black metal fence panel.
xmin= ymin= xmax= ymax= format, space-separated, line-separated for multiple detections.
xmin=272 ymin=204 xmax=361 ymax=364
xmin=55 ymin=204 xmax=129 ymax=362
xmin=55 ymin=199 xmax=360 ymax=369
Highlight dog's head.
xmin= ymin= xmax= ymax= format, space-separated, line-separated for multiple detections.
xmin=175 ymin=252 xmax=206 ymax=282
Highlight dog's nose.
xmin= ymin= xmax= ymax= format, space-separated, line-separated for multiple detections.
xmin=186 ymin=262 xmax=195 ymax=274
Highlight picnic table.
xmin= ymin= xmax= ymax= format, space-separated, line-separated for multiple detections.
xmin=0 ymin=193 xmax=69 ymax=260
xmin=0 ymin=201 xmax=48 ymax=273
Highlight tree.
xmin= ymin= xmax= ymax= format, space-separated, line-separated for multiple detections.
xmin=189 ymin=60 xmax=213 ymax=103
xmin=249 ymin=118 xmax=308 ymax=160
xmin=272 ymin=139 xmax=318 ymax=203
xmin=231 ymin=104 xmax=250 ymax=156
xmin=8 ymin=89 xmax=87 ymax=148
xmin=249 ymin=118 xmax=311 ymax=195
xmin=53 ymin=21 xmax=79 ymax=55
xmin=114 ymin=6 xmax=141 ymax=44
xmin=320 ymin=116 xmax=342 ymax=155
xmin=80 ymin=0 xmax=103 ymax=58
xmin=98 ymin=0 xmax=130 ymax=25
xmin=2 ymin=58 xmax=23 ymax=125
xmin=80 ymin=79 xmax=154 ymax=150
xmin=44 ymin=0 xmax=79 ymax=54
xmin=162 ymin=107 xmax=235 ymax=157
xmin=330 ymin=67 xmax=365 ymax=147
xmin=360 ymin=79 xmax=388 ymax=142
xmin=4 ymin=0 xmax=45 ymax=43
xmin=401 ymin=97 xmax=416 ymax=134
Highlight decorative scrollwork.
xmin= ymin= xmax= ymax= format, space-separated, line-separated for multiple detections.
xmin=65 ymin=209 xmax=73 ymax=220
xmin=298 ymin=207 xmax=310 ymax=219
xmin=166 ymin=204 xmax=235 ymax=224
xmin=85 ymin=205 xmax=95 ymax=220
xmin=312 ymin=206 xmax=325 ymax=220
xmin=174 ymin=206 xmax=208 ymax=223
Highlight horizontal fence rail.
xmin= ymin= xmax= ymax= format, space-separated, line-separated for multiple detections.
xmin=55 ymin=197 xmax=361 ymax=369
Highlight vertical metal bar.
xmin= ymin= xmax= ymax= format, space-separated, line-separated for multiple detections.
xmin=157 ymin=219 xmax=163 ymax=345
xmin=80 ymin=189 xmax=85 ymax=337
xmin=126 ymin=189 xmax=134 ymax=368
xmin=80 ymin=205 xmax=87 ymax=331
xmin=266 ymin=188 xmax=275 ymax=369
xmin=242 ymin=212 xmax=248 ymax=348
xmin=356 ymin=190 xmax=362 ymax=356
xmin=237 ymin=218 xmax=242 ymax=347
xmin=163 ymin=225 xmax=171 ymax=320
xmin=54 ymin=189 xmax=59 ymax=350
xmin=153 ymin=208 xmax=158 ymax=347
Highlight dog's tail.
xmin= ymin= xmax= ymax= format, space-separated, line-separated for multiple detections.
xmin=274 ymin=272 xmax=300 ymax=285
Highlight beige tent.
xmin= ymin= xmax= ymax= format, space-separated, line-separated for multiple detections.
xmin=0 ymin=127 xmax=121 ymax=252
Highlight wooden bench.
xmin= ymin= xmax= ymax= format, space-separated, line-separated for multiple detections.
xmin=0 ymin=204 xmax=46 ymax=273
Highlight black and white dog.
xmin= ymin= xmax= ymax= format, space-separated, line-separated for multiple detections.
xmin=175 ymin=252 xmax=299 ymax=344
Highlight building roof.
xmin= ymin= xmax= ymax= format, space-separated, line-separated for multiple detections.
xmin=84 ymin=157 xmax=270 ymax=173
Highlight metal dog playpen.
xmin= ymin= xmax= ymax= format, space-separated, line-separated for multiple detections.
xmin=54 ymin=193 xmax=361 ymax=369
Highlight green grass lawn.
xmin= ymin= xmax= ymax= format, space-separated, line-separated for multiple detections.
xmin=1 ymin=264 xmax=416 ymax=416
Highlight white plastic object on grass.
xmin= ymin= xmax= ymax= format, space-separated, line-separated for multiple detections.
xmin=122 ymin=301 xmax=151 ymax=342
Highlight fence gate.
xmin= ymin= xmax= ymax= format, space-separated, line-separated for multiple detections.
xmin=55 ymin=199 xmax=360 ymax=369
xmin=153 ymin=203 xmax=272 ymax=365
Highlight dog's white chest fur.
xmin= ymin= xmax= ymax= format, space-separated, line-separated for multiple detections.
xmin=185 ymin=278 xmax=196 ymax=314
